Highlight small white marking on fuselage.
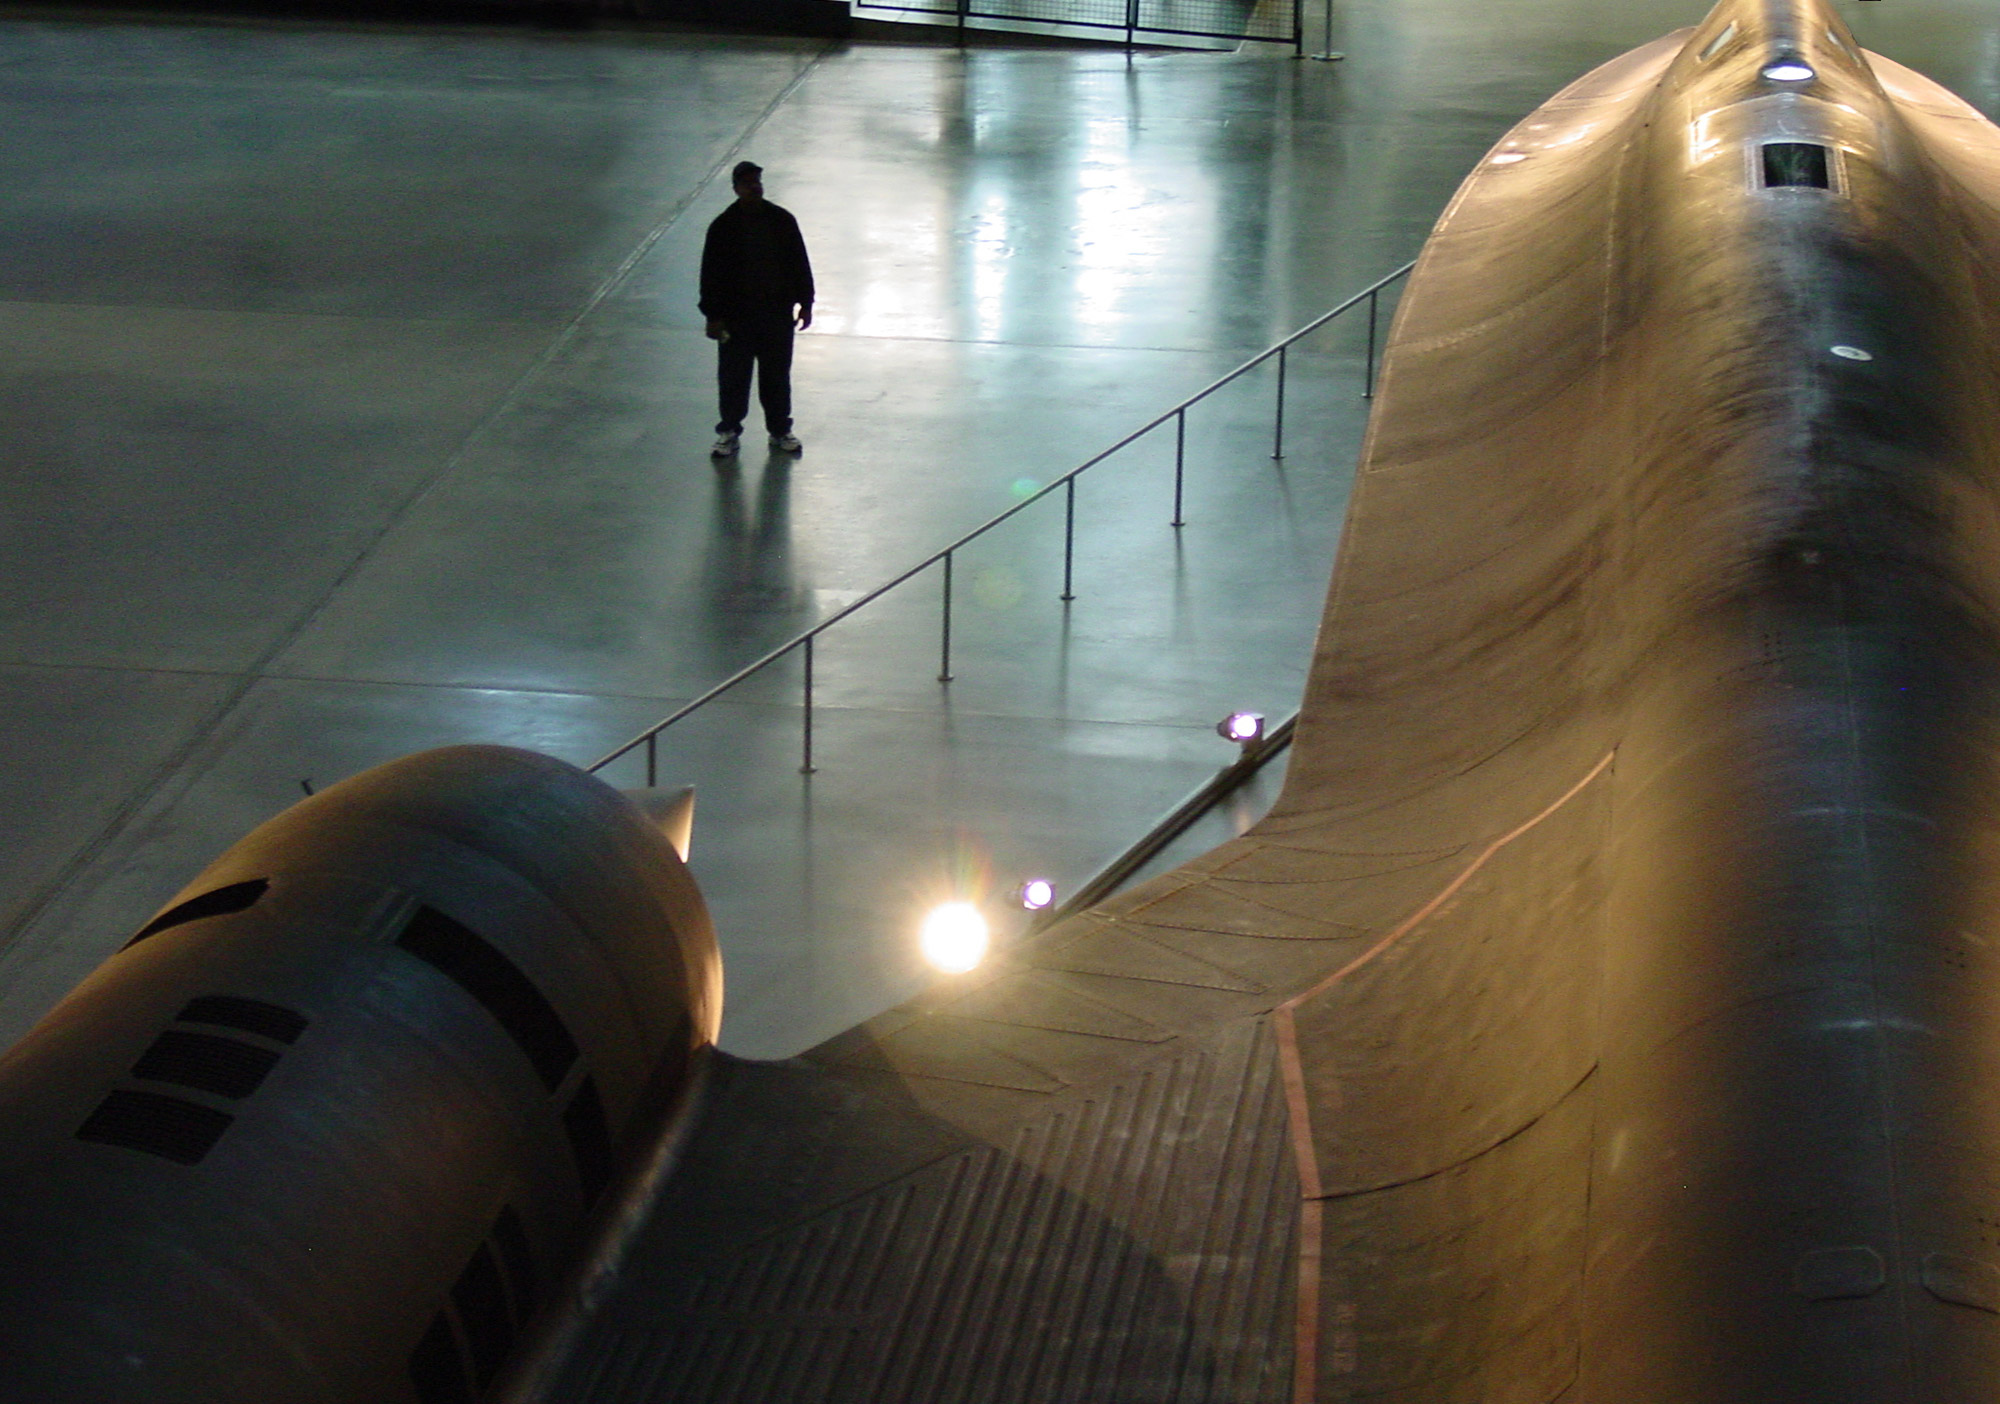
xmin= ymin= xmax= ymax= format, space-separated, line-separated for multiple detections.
xmin=1819 ymin=1018 xmax=1934 ymax=1036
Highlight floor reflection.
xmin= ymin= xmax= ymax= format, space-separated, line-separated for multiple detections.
xmin=701 ymin=457 xmax=807 ymax=673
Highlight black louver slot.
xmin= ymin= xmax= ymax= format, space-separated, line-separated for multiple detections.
xmin=407 ymin=1313 xmax=473 ymax=1404
xmin=126 ymin=879 xmax=269 ymax=947
xmin=408 ymin=1205 xmax=538 ymax=1404
xmin=563 ymin=1075 xmax=613 ymax=1204
xmin=492 ymin=1205 xmax=537 ymax=1320
xmin=76 ymin=1090 xmax=233 ymax=1165
xmin=397 ymin=906 xmax=578 ymax=1092
xmin=452 ymin=1242 xmax=515 ymax=1389
xmin=131 ymin=1030 xmax=280 ymax=1100
xmin=175 ymin=994 xmax=308 ymax=1045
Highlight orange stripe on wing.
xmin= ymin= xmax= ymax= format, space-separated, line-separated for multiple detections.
xmin=1271 ymin=748 xmax=1615 ymax=1401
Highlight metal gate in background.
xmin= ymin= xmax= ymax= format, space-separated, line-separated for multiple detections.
xmin=855 ymin=0 xmax=1302 ymax=53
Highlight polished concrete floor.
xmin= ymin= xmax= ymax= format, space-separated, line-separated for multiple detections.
xmin=0 ymin=0 xmax=1990 ymax=1060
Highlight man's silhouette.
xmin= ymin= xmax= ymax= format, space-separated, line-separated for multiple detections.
xmin=700 ymin=161 xmax=815 ymax=459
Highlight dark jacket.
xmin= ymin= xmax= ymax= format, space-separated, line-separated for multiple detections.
xmin=699 ymin=200 xmax=814 ymax=321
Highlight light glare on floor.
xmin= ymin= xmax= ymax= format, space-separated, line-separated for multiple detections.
xmin=921 ymin=902 xmax=989 ymax=972
xmin=1762 ymin=61 xmax=1815 ymax=82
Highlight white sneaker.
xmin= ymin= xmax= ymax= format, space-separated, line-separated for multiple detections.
xmin=769 ymin=432 xmax=802 ymax=454
xmin=711 ymin=432 xmax=740 ymax=458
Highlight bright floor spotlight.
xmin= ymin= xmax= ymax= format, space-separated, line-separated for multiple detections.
xmin=1019 ymin=878 xmax=1056 ymax=911
xmin=1216 ymin=711 xmax=1266 ymax=746
xmin=921 ymin=901 xmax=990 ymax=973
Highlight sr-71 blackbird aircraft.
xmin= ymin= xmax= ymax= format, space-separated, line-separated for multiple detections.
xmin=6 ymin=0 xmax=2000 ymax=1398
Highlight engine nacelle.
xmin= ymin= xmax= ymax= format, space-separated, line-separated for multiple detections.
xmin=0 ymin=745 xmax=720 ymax=1404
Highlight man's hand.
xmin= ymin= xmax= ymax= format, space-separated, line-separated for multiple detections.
xmin=705 ymin=318 xmax=728 ymax=341
xmin=796 ymin=303 xmax=814 ymax=331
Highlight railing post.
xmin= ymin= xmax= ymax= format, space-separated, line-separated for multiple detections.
xmin=646 ymin=732 xmax=657 ymax=788
xmin=1172 ymin=409 xmax=1187 ymax=528
xmin=1061 ymin=477 xmax=1078 ymax=601
xmin=1363 ymin=288 xmax=1379 ymax=399
xmin=1272 ymin=344 xmax=1288 ymax=460
xmin=800 ymin=635 xmax=816 ymax=775
xmin=938 ymin=549 xmax=955 ymax=683
xmin=1311 ymin=0 xmax=1342 ymax=60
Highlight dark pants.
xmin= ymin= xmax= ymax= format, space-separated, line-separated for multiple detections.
xmin=715 ymin=312 xmax=795 ymax=437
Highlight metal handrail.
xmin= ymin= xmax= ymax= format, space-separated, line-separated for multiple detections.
xmin=876 ymin=0 xmax=1305 ymax=54
xmin=589 ymin=259 xmax=1415 ymax=782
xmin=1033 ymin=709 xmax=1297 ymax=929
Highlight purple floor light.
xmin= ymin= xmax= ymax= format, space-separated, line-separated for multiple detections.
xmin=1216 ymin=711 xmax=1266 ymax=746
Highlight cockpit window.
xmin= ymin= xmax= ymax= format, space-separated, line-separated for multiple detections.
xmin=1699 ymin=22 xmax=1738 ymax=61
xmin=1763 ymin=142 xmax=1831 ymax=188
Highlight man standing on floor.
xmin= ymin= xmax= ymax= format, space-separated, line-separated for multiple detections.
xmin=701 ymin=160 xmax=815 ymax=459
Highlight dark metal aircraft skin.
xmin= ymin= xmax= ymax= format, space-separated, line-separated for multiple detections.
xmin=0 ymin=746 xmax=718 ymax=1404
xmin=521 ymin=1 xmax=2000 ymax=1400
xmin=1307 ymin=2 xmax=2000 ymax=1396
xmin=8 ymin=1 xmax=2000 ymax=1401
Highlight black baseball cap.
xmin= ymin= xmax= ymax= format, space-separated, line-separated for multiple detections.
xmin=731 ymin=161 xmax=763 ymax=184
